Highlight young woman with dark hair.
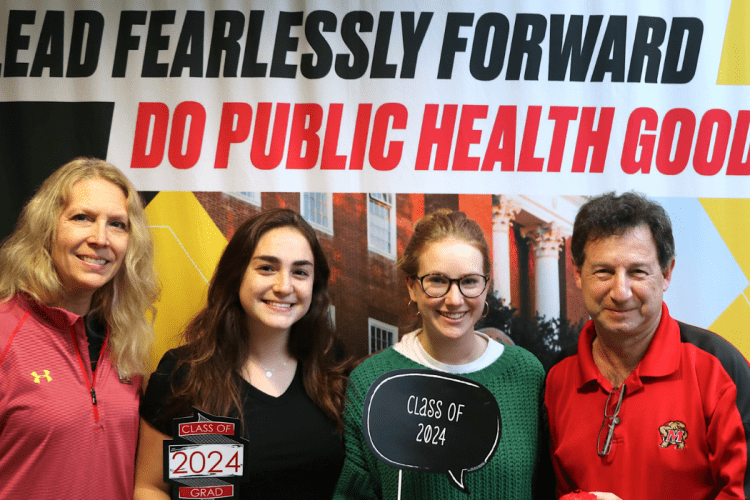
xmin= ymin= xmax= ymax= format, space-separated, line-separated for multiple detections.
xmin=134 ymin=208 xmax=349 ymax=499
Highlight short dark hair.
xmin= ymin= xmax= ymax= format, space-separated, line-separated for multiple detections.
xmin=571 ymin=192 xmax=675 ymax=271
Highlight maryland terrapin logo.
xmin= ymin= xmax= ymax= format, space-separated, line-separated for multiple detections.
xmin=659 ymin=421 xmax=688 ymax=449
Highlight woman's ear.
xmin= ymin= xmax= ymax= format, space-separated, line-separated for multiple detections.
xmin=406 ymin=276 xmax=419 ymax=302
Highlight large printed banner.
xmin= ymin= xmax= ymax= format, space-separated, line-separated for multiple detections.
xmin=2 ymin=0 xmax=749 ymax=195
xmin=2 ymin=1 xmax=750 ymax=363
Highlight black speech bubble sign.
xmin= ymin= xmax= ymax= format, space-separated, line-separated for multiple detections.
xmin=362 ymin=369 xmax=501 ymax=494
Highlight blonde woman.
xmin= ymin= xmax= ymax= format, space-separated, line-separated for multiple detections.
xmin=0 ymin=157 xmax=159 ymax=500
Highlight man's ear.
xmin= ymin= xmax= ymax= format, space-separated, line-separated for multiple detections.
xmin=662 ymin=258 xmax=675 ymax=292
xmin=573 ymin=265 xmax=583 ymax=290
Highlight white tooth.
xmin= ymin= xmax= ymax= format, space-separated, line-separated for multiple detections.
xmin=81 ymin=256 xmax=107 ymax=265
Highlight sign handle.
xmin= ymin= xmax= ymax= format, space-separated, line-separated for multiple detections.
xmin=397 ymin=469 xmax=402 ymax=500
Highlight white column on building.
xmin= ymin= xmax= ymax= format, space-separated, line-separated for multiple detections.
xmin=491 ymin=196 xmax=520 ymax=305
xmin=526 ymin=222 xmax=567 ymax=320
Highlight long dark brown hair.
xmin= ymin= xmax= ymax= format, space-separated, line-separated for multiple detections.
xmin=173 ymin=208 xmax=349 ymax=430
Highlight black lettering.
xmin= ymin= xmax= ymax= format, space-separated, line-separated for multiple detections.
xmin=438 ymin=12 xmax=473 ymax=79
xmin=548 ymin=15 xmax=602 ymax=81
xmin=240 ymin=11 xmax=267 ymax=77
xmin=270 ymin=11 xmax=303 ymax=78
xmin=66 ymin=10 xmax=104 ymax=77
xmin=171 ymin=11 xmax=204 ymax=77
xmin=4 ymin=10 xmax=36 ymax=77
xmin=628 ymin=16 xmax=666 ymax=83
xmin=336 ymin=11 xmax=372 ymax=80
xmin=506 ymin=13 xmax=546 ymax=81
xmin=30 ymin=11 xmax=64 ymax=77
xmin=371 ymin=11 xmax=396 ymax=78
xmin=206 ymin=10 xmax=244 ymax=78
xmin=112 ymin=11 xmax=147 ymax=77
xmin=301 ymin=10 xmax=335 ymax=79
xmin=469 ymin=13 xmax=509 ymax=81
xmin=142 ymin=10 xmax=175 ymax=77
xmin=662 ymin=17 xmax=703 ymax=84
xmin=400 ymin=11 xmax=432 ymax=79
xmin=591 ymin=16 xmax=626 ymax=82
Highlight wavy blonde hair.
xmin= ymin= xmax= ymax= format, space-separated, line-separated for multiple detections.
xmin=0 ymin=157 xmax=159 ymax=376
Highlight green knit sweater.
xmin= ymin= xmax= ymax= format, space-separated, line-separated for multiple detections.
xmin=333 ymin=345 xmax=547 ymax=499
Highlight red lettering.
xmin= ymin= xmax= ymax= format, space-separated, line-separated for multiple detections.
xmin=251 ymin=103 xmax=289 ymax=170
xmin=666 ymin=430 xmax=684 ymax=442
xmin=621 ymin=108 xmax=658 ymax=174
xmin=453 ymin=105 xmax=488 ymax=171
xmin=215 ymin=103 xmax=252 ymax=169
xmin=728 ymin=111 xmax=750 ymax=175
xmin=168 ymin=101 xmax=205 ymax=170
xmin=656 ymin=108 xmax=695 ymax=175
xmin=131 ymin=102 xmax=169 ymax=168
xmin=694 ymin=109 xmax=731 ymax=176
xmin=415 ymin=104 xmax=457 ymax=170
xmin=349 ymin=104 xmax=372 ymax=170
xmin=287 ymin=104 xmax=323 ymax=169
xmin=369 ymin=103 xmax=407 ymax=171
xmin=572 ymin=107 xmax=614 ymax=173
xmin=482 ymin=106 xmax=516 ymax=171
xmin=225 ymin=451 xmax=241 ymax=472
xmin=547 ymin=106 xmax=579 ymax=172
xmin=321 ymin=103 xmax=346 ymax=170
xmin=518 ymin=106 xmax=544 ymax=172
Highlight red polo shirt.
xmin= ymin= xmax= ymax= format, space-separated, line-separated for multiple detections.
xmin=545 ymin=303 xmax=750 ymax=499
xmin=0 ymin=295 xmax=142 ymax=500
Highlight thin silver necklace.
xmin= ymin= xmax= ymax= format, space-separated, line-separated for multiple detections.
xmin=250 ymin=357 xmax=289 ymax=378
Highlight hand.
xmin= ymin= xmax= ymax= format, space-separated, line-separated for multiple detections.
xmin=591 ymin=493 xmax=623 ymax=500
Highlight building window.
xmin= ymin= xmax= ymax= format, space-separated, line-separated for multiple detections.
xmin=368 ymin=193 xmax=396 ymax=259
xmin=301 ymin=193 xmax=333 ymax=235
xmin=226 ymin=192 xmax=261 ymax=207
xmin=368 ymin=318 xmax=398 ymax=354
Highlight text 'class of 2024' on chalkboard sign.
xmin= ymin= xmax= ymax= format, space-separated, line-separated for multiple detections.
xmin=362 ymin=369 xmax=501 ymax=495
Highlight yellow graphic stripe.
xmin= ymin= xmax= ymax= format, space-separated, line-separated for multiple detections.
xmin=699 ymin=198 xmax=750 ymax=357
xmin=145 ymin=192 xmax=227 ymax=371
xmin=718 ymin=0 xmax=750 ymax=85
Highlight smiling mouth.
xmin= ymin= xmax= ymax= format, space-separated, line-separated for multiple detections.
xmin=440 ymin=311 xmax=467 ymax=320
xmin=79 ymin=255 xmax=108 ymax=265
xmin=265 ymin=300 xmax=292 ymax=309
xmin=606 ymin=308 xmax=634 ymax=316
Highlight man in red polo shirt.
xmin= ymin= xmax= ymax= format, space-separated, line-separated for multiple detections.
xmin=545 ymin=192 xmax=750 ymax=500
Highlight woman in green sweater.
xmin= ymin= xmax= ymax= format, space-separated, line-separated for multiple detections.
xmin=334 ymin=210 xmax=549 ymax=499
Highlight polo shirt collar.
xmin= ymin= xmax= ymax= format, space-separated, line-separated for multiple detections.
xmin=576 ymin=302 xmax=680 ymax=393
xmin=17 ymin=293 xmax=84 ymax=330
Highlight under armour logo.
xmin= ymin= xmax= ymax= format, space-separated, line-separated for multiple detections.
xmin=31 ymin=370 xmax=52 ymax=383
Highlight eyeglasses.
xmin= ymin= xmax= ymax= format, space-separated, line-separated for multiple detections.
xmin=416 ymin=273 xmax=489 ymax=298
xmin=597 ymin=384 xmax=626 ymax=457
